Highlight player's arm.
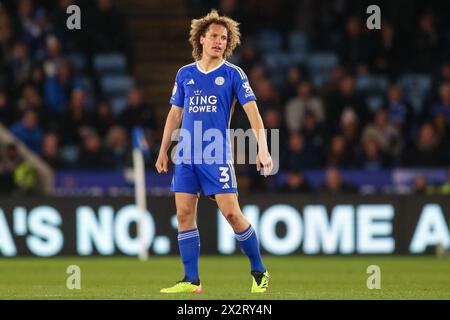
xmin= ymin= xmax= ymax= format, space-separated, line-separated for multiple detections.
xmin=242 ymin=100 xmax=273 ymax=177
xmin=155 ymin=105 xmax=183 ymax=173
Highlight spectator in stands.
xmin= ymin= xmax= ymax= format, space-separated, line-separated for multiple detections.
xmin=87 ymin=0 xmax=128 ymax=53
xmin=23 ymin=8 xmax=52 ymax=60
xmin=439 ymin=63 xmax=450 ymax=84
xmin=326 ymin=135 xmax=353 ymax=168
xmin=253 ymin=78 xmax=280 ymax=113
xmin=0 ymin=143 xmax=21 ymax=194
xmin=94 ymin=99 xmax=116 ymax=138
xmin=60 ymin=88 xmax=93 ymax=145
xmin=339 ymin=108 xmax=360 ymax=165
xmin=385 ymin=83 xmax=414 ymax=140
xmin=119 ymin=87 xmax=155 ymax=132
xmin=218 ymin=0 xmax=244 ymax=27
xmin=411 ymin=12 xmax=441 ymax=72
xmin=76 ymin=128 xmax=114 ymax=169
xmin=402 ymin=123 xmax=445 ymax=167
xmin=28 ymin=63 xmax=45 ymax=93
xmin=281 ymin=66 xmax=304 ymax=103
xmin=143 ymin=128 xmax=161 ymax=168
xmin=13 ymin=0 xmax=35 ymax=44
xmin=17 ymin=84 xmax=51 ymax=130
xmin=6 ymin=41 xmax=31 ymax=93
xmin=356 ymin=137 xmax=390 ymax=170
xmin=433 ymin=111 xmax=450 ymax=143
xmin=105 ymin=125 xmax=130 ymax=170
xmin=339 ymin=16 xmax=370 ymax=74
xmin=371 ymin=22 xmax=402 ymax=78
xmin=430 ymin=63 xmax=450 ymax=101
xmin=361 ymin=108 xmax=402 ymax=159
xmin=321 ymin=65 xmax=346 ymax=96
xmin=429 ymin=83 xmax=450 ymax=124
xmin=300 ymin=110 xmax=325 ymax=163
xmin=279 ymin=170 xmax=313 ymax=193
xmin=412 ymin=173 xmax=433 ymax=195
xmin=432 ymin=112 xmax=450 ymax=164
xmin=41 ymin=132 xmax=64 ymax=169
xmin=262 ymin=108 xmax=287 ymax=149
xmin=435 ymin=167 xmax=450 ymax=195
xmin=281 ymin=132 xmax=321 ymax=171
xmin=44 ymin=59 xmax=81 ymax=114
xmin=318 ymin=167 xmax=357 ymax=194
xmin=248 ymin=64 xmax=267 ymax=85
xmin=238 ymin=43 xmax=262 ymax=74
xmin=325 ymin=74 xmax=369 ymax=133
xmin=42 ymin=36 xmax=64 ymax=81
xmin=9 ymin=108 xmax=43 ymax=154
xmin=0 ymin=4 xmax=13 ymax=74
xmin=284 ymin=81 xmax=324 ymax=133
xmin=0 ymin=90 xmax=13 ymax=126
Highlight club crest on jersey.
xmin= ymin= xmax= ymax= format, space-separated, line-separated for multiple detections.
xmin=215 ymin=76 xmax=225 ymax=86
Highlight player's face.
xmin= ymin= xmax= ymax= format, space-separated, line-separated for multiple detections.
xmin=200 ymin=23 xmax=228 ymax=59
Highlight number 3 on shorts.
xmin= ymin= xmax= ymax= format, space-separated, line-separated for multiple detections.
xmin=219 ymin=166 xmax=230 ymax=183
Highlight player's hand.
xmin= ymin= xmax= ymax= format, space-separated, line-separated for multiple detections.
xmin=155 ymin=153 xmax=169 ymax=173
xmin=256 ymin=151 xmax=273 ymax=177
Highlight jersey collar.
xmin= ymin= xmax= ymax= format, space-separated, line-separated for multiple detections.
xmin=196 ymin=59 xmax=225 ymax=74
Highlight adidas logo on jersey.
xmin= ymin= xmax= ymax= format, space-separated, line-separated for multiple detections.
xmin=187 ymin=79 xmax=195 ymax=85
xmin=222 ymin=183 xmax=230 ymax=189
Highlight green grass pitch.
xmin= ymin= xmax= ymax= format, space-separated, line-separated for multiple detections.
xmin=0 ymin=256 xmax=449 ymax=300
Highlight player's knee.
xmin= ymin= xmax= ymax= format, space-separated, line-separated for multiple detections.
xmin=222 ymin=210 xmax=240 ymax=225
xmin=177 ymin=207 xmax=195 ymax=223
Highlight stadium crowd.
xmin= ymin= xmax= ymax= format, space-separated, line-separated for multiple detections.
xmin=0 ymin=0 xmax=449 ymax=194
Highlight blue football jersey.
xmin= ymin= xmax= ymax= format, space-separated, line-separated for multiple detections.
xmin=169 ymin=60 xmax=257 ymax=164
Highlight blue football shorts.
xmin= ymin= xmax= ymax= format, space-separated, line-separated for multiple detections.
xmin=171 ymin=161 xmax=238 ymax=197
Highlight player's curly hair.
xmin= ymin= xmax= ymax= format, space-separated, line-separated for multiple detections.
xmin=189 ymin=9 xmax=241 ymax=61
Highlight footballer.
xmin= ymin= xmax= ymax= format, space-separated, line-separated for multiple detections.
xmin=156 ymin=9 xmax=273 ymax=294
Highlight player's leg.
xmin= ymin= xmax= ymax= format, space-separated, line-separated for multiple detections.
xmin=175 ymin=192 xmax=201 ymax=283
xmin=161 ymin=192 xmax=202 ymax=293
xmin=161 ymin=164 xmax=202 ymax=293
xmin=215 ymin=193 xmax=270 ymax=293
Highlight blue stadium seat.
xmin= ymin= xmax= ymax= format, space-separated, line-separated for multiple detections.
xmin=269 ymin=69 xmax=286 ymax=89
xmin=288 ymin=31 xmax=308 ymax=53
xmin=257 ymin=30 xmax=283 ymax=53
xmin=289 ymin=51 xmax=307 ymax=65
xmin=306 ymin=53 xmax=339 ymax=87
xmin=60 ymin=145 xmax=79 ymax=165
xmin=356 ymin=75 xmax=390 ymax=111
xmin=306 ymin=53 xmax=339 ymax=74
xmin=67 ymin=53 xmax=87 ymax=73
xmin=100 ymin=75 xmax=135 ymax=96
xmin=80 ymin=76 xmax=96 ymax=110
xmin=227 ymin=54 xmax=240 ymax=65
xmin=366 ymin=95 xmax=385 ymax=111
xmin=356 ymin=75 xmax=389 ymax=93
xmin=399 ymin=74 xmax=432 ymax=112
xmin=110 ymin=94 xmax=129 ymax=115
xmin=264 ymin=52 xmax=292 ymax=71
xmin=93 ymin=53 xmax=127 ymax=75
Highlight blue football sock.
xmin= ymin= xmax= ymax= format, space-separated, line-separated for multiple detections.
xmin=178 ymin=228 xmax=200 ymax=283
xmin=235 ymin=225 xmax=265 ymax=273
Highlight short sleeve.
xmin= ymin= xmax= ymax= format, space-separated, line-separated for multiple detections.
xmin=232 ymin=67 xmax=257 ymax=106
xmin=169 ymin=71 xmax=185 ymax=107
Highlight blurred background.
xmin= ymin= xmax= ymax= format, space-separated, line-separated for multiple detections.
xmin=0 ymin=0 xmax=449 ymax=197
